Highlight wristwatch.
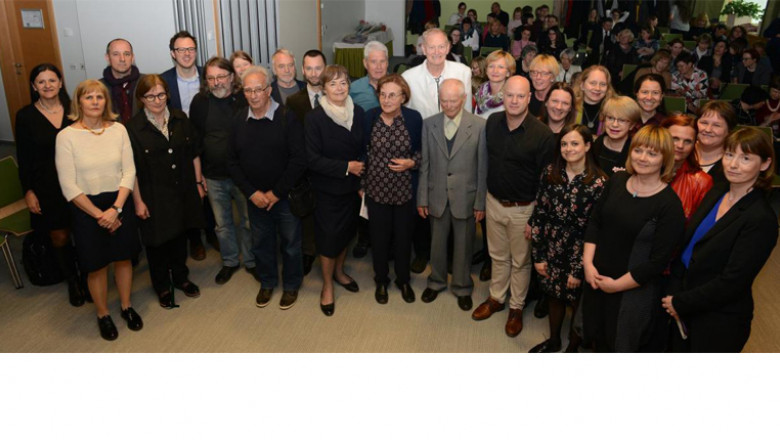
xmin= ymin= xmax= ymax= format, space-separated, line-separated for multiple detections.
xmin=111 ymin=205 xmax=123 ymax=214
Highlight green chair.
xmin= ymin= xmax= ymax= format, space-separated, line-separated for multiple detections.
xmin=737 ymin=125 xmax=773 ymax=139
xmin=0 ymin=156 xmax=33 ymax=289
xmin=479 ymin=46 xmax=501 ymax=57
xmin=566 ymin=37 xmax=577 ymax=49
xmin=683 ymin=40 xmax=697 ymax=50
xmin=664 ymin=96 xmax=687 ymax=114
xmin=662 ymin=33 xmax=683 ymax=43
xmin=444 ymin=25 xmax=455 ymax=33
xmin=621 ymin=64 xmax=637 ymax=80
xmin=462 ymin=46 xmax=473 ymax=65
xmin=657 ymin=27 xmax=670 ymax=34
xmin=720 ymin=83 xmax=749 ymax=101
xmin=396 ymin=63 xmax=409 ymax=74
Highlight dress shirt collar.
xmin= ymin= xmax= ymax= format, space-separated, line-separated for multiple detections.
xmin=247 ymin=98 xmax=279 ymax=121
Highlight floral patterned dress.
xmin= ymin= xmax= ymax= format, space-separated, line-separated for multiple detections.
xmin=529 ymin=164 xmax=607 ymax=302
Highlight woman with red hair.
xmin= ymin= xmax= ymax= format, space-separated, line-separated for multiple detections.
xmin=661 ymin=114 xmax=713 ymax=220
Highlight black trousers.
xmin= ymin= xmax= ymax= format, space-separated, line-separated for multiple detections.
xmin=367 ymin=196 xmax=414 ymax=285
xmin=145 ymin=233 xmax=188 ymax=294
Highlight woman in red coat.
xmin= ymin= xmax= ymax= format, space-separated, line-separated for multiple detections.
xmin=662 ymin=114 xmax=713 ymax=221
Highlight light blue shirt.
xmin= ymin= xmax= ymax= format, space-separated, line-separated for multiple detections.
xmin=247 ymin=98 xmax=280 ymax=121
xmin=177 ymin=73 xmax=201 ymax=116
xmin=349 ymin=76 xmax=379 ymax=111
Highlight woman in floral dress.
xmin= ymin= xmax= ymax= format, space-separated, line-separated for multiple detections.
xmin=528 ymin=124 xmax=607 ymax=353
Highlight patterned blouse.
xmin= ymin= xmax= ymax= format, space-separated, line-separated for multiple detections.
xmin=671 ymin=67 xmax=709 ymax=112
xmin=364 ymin=114 xmax=421 ymax=205
xmin=529 ymin=164 xmax=607 ymax=302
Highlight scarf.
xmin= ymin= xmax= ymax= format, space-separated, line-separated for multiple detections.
xmin=102 ymin=65 xmax=141 ymax=124
xmin=475 ymin=81 xmax=504 ymax=115
xmin=320 ymin=95 xmax=354 ymax=131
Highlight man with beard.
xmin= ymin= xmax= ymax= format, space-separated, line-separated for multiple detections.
xmin=270 ymin=48 xmax=305 ymax=105
xmin=101 ymin=38 xmax=143 ymax=124
xmin=189 ymin=57 xmax=255 ymax=285
xmin=286 ymin=50 xmax=327 ymax=276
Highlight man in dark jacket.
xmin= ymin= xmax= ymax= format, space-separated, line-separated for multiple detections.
xmin=161 ymin=30 xmax=203 ymax=115
xmin=228 ymin=65 xmax=306 ymax=309
xmin=101 ymin=38 xmax=143 ymax=124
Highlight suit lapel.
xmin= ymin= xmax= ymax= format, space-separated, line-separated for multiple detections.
xmin=431 ymin=114 xmax=448 ymax=158
xmin=691 ymin=189 xmax=760 ymax=247
xmin=449 ymin=115 xmax=473 ymax=159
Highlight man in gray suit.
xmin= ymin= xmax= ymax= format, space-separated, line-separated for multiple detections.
xmin=417 ymin=79 xmax=488 ymax=311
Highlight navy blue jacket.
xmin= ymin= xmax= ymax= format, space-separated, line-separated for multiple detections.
xmin=161 ymin=65 xmax=204 ymax=111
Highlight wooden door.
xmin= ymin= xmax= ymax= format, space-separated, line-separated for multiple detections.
xmin=0 ymin=0 xmax=62 ymax=134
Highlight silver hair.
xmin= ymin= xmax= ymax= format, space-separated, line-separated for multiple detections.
xmin=560 ymin=48 xmax=576 ymax=60
xmin=363 ymin=40 xmax=388 ymax=59
xmin=272 ymin=48 xmax=295 ymax=65
xmin=421 ymin=28 xmax=449 ymax=46
xmin=440 ymin=78 xmax=466 ymax=97
xmin=241 ymin=65 xmax=272 ymax=87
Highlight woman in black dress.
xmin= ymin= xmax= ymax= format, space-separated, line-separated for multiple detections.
xmin=529 ymin=125 xmax=607 ymax=353
xmin=127 ymin=74 xmax=205 ymax=309
xmin=15 ymin=64 xmax=83 ymax=306
xmin=582 ymin=125 xmax=685 ymax=352
xmin=305 ymin=65 xmax=365 ymax=316
xmin=663 ymin=128 xmax=778 ymax=352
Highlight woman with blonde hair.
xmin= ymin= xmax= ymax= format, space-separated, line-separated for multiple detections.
xmin=573 ymin=65 xmax=616 ymax=135
xmin=528 ymin=54 xmax=561 ymax=117
xmin=592 ymin=95 xmax=641 ymax=176
xmin=475 ymin=50 xmax=515 ymax=118
xmin=470 ymin=56 xmax=487 ymax=96
xmin=582 ymin=125 xmax=685 ymax=352
xmin=55 ymin=79 xmax=142 ymax=341
xmin=635 ymin=50 xmax=673 ymax=94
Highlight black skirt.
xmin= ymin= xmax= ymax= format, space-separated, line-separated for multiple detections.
xmin=70 ymin=191 xmax=141 ymax=273
xmin=313 ymin=191 xmax=360 ymax=258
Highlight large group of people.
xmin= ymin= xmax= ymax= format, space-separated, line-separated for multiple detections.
xmin=13 ymin=4 xmax=780 ymax=352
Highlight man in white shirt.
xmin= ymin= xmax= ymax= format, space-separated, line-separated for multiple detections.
xmin=448 ymin=2 xmax=467 ymax=26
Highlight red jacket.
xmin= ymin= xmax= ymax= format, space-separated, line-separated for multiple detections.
xmin=671 ymin=161 xmax=713 ymax=220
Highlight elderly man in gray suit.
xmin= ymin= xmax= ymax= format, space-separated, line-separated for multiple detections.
xmin=417 ymin=79 xmax=488 ymax=311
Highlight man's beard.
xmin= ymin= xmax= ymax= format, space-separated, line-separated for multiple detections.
xmin=210 ymin=84 xmax=230 ymax=98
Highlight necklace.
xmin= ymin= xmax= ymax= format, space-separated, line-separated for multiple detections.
xmin=37 ymin=100 xmax=62 ymax=114
xmin=767 ymin=99 xmax=780 ymax=113
xmin=628 ymin=176 xmax=664 ymax=198
xmin=80 ymin=121 xmax=106 ymax=136
xmin=582 ymin=103 xmax=598 ymax=129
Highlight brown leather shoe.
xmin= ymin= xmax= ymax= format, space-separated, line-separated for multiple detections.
xmin=471 ymin=297 xmax=505 ymax=321
xmin=505 ymin=308 xmax=523 ymax=337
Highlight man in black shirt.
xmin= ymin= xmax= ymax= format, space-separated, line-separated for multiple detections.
xmin=471 ymin=76 xmax=555 ymax=337
xmin=228 ymin=66 xmax=306 ymax=310
xmin=189 ymin=57 xmax=253 ymax=285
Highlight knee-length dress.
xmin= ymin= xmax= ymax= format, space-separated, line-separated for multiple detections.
xmin=529 ymin=165 xmax=607 ymax=303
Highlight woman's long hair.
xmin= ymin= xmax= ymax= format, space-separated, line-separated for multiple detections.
xmin=547 ymin=124 xmax=606 ymax=185
xmin=28 ymin=63 xmax=71 ymax=110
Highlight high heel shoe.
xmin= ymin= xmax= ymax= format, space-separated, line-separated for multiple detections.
xmin=320 ymin=290 xmax=335 ymax=316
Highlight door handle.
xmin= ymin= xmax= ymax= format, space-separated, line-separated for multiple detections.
xmin=14 ymin=63 xmax=22 ymax=74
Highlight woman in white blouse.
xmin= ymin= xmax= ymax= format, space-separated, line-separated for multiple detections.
xmin=55 ymin=79 xmax=142 ymax=341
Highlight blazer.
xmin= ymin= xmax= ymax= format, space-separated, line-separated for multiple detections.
xmin=160 ymin=66 xmax=203 ymax=111
xmin=731 ymin=62 xmax=773 ymax=87
xmin=271 ymin=79 xmax=306 ymax=105
xmin=286 ymin=87 xmax=314 ymax=125
xmin=670 ymin=186 xmax=778 ymax=351
xmin=417 ymin=111 xmax=488 ymax=220
xmin=305 ymin=105 xmax=365 ymax=196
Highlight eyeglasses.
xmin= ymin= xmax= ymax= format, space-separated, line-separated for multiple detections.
xmin=605 ymin=116 xmax=631 ymax=126
xmin=379 ymin=92 xmax=404 ymax=100
xmin=243 ymin=85 xmax=270 ymax=95
xmin=174 ymin=47 xmax=197 ymax=54
xmin=206 ymin=74 xmax=232 ymax=82
xmin=529 ymin=70 xmax=553 ymax=78
xmin=142 ymin=93 xmax=167 ymax=102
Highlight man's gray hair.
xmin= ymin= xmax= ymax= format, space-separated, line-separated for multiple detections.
xmin=272 ymin=48 xmax=295 ymax=65
xmin=422 ymin=28 xmax=449 ymax=46
xmin=363 ymin=41 xmax=388 ymax=59
xmin=241 ymin=65 xmax=271 ymax=87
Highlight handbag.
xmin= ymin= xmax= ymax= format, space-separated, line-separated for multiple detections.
xmin=288 ymin=177 xmax=316 ymax=218
xmin=22 ymin=231 xmax=64 ymax=286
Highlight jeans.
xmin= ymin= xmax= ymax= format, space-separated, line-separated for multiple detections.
xmin=205 ymin=177 xmax=254 ymax=268
xmin=248 ymin=199 xmax=303 ymax=290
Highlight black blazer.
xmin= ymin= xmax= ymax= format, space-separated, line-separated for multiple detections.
xmin=270 ymin=79 xmax=306 ymax=105
xmin=286 ymin=87 xmax=314 ymax=125
xmin=160 ymin=66 xmax=204 ymax=111
xmin=670 ymin=186 xmax=778 ymax=352
xmin=305 ymin=105 xmax=365 ymax=196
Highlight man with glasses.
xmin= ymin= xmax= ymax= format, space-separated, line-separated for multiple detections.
xmin=403 ymin=27 xmax=472 ymax=274
xmin=227 ymin=66 xmax=306 ymax=309
xmin=270 ymin=48 xmax=305 ymax=105
xmin=101 ymin=38 xmax=143 ymax=124
xmin=189 ymin=57 xmax=255 ymax=285
xmin=161 ymin=31 xmax=202 ymax=116
xmin=471 ymin=76 xmax=555 ymax=337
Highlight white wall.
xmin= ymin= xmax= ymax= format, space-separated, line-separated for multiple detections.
xmin=364 ymin=0 xmax=405 ymax=57
xmin=321 ymin=0 xmax=365 ymax=59
xmin=277 ymin=0 xmax=318 ymax=72
xmin=0 ymin=67 xmax=13 ymax=142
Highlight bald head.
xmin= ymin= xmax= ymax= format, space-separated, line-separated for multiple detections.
xmin=503 ymin=76 xmax=531 ymax=118
xmin=440 ymin=79 xmax=466 ymax=119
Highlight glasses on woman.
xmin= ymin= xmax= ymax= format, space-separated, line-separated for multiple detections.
xmin=529 ymin=70 xmax=553 ymax=78
xmin=143 ymin=93 xmax=168 ymax=102
xmin=605 ymin=115 xmax=631 ymax=126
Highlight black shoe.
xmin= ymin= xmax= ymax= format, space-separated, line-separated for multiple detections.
xmin=158 ymin=290 xmax=178 ymax=309
xmin=421 ymin=288 xmax=439 ymax=303
xmin=215 ymin=265 xmax=239 ymax=285
xmin=479 ymin=260 xmax=492 ymax=281
xmin=529 ymin=339 xmax=562 ymax=353
xmin=533 ymin=295 xmax=549 ymax=319
xmin=396 ymin=280 xmax=415 ymax=303
xmin=255 ymin=288 xmax=273 ymax=308
xmin=471 ymin=249 xmax=486 ymax=265
xmin=245 ymin=266 xmax=261 ymax=282
xmin=67 ymin=278 xmax=85 ymax=307
xmin=458 ymin=295 xmax=473 ymax=311
xmin=410 ymin=256 xmax=428 ymax=274
xmin=97 ymin=315 xmax=118 ymax=341
xmin=279 ymin=290 xmax=298 ymax=310
xmin=303 ymin=254 xmax=315 ymax=276
xmin=120 ymin=307 xmax=143 ymax=331
xmin=190 ymin=242 xmax=206 ymax=261
xmin=375 ymin=284 xmax=389 ymax=304
xmin=175 ymin=280 xmax=200 ymax=298
xmin=335 ymin=275 xmax=359 ymax=292
xmin=353 ymin=242 xmax=369 ymax=258
xmin=206 ymin=231 xmax=220 ymax=252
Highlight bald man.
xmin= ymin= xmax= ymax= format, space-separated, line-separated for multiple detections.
xmin=471 ymin=76 xmax=556 ymax=337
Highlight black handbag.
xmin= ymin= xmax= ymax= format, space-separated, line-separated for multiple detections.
xmin=22 ymin=231 xmax=64 ymax=286
xmin=288 ymin=178 xmax=316 ymax=218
